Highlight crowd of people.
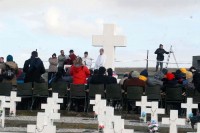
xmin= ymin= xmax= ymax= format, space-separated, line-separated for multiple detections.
xmin=0 ymin=48 xmax=200 ymax=114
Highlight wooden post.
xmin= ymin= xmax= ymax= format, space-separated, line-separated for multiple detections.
xmin=146 ymin=50 xmax=149 ymax=71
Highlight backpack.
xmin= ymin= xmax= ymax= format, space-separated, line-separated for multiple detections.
xmin=3 ymin=65 xmax=15 ymax=80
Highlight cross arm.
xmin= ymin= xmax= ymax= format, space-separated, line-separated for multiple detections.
xmin=113 ymin=35 xmax=126 ymax=47
xmin=92 ymin=35 xmax=104 ymax=47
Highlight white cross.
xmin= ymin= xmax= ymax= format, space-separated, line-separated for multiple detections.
xmin=27 ymin=113 xmax=57 ymax=133
xmin=51 ymin=93 xmax=63 ymax=113
xmin=102 ymin=107 xmax=134 ymax=133
xmin=41 ymin=98 xmax=61 ymax=125
xmin=27 ymin=94 xmax=62 ymax=133
xmin=52 ymin=93 xmax=63 ymax=104
xmin=146 ymin=102 xmax=165 ymax=122
xmin=103 ymin=106 xmax=115 ymax=132
xmin=162 ymin=110 xmax=185 ymax=133
xmin=7 ymin=91 xmax=21 ymax=116
xmin=92 ymin=24 xmax=126 ymax=69
xmin=197 ymin=123 xmax=200 ymax=133
xmin=0 ymin=96 xmax=11 ymax=128
xmin=136 ymin=96 xmax=151 ymax=122
xmin=95 ymin=100 xmax=107 ymax=118
xmin=90 ymin=94 xmax=102 ymax=115
xmin=181 ymin=98 xmax=198 ymax=119
xmin=113 ymin=116 xmax=124 ymax=133
xmin=187 ymin=123 xmax=200 ymax=133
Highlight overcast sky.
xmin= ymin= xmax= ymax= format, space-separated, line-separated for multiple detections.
xmin=0 ymin=0 xmax=199 ymax=68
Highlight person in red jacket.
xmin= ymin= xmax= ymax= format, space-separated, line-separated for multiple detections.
xmin=70 ymin=57 xmax=90 ymax=84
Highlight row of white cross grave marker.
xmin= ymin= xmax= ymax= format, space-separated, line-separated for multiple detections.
xmin=90 ymin=94 xmax=133 ymax=133
xmin=1 ymin=92 xmax=200 ymax=133
xmin=91 ymin=95 xmax=200 ymax=133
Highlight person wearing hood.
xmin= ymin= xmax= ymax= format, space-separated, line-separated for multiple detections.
xmin=23 ymin=51 xmax=45 ymax=84
xmin=161 ymin=72 xmax=180 ymax=92
xmin=70 ymin=57 xmax=90 ymax=85
xmin=139 ymin=69 xmax=148 ymax=82
xmin=3 ymin=55 xmax=18 ymax=86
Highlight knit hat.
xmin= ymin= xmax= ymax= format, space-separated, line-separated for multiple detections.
xmin=186 ymin=71 xmax=193 ymax=79
xmin=166 ymin=73 xmax=175 ymax=81
xmin=131 ymin=71 xmax=140 ymax=78
xmin=139 ymin=75 xmax=148 ymax=82
xmin=140 ymin=69 xmax=148 ymax=77
xmin=180 ymin=68 xmax=187 ymax=74
xmin=6 ymin=55 xmax=13 ymax=62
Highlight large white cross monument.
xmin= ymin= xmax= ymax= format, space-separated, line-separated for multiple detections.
xmin=92 ymin=24 xmax=126 ymax=69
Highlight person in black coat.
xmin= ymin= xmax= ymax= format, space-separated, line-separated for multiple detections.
xmin=154 ymin=44 xmax=169 ymax=71
xmin=107 ymin=68 xmax=117 ymax=84
xmin=89 ymin=67 xmax=108 ymax=85
xmin=23 ymin=51 xmax=45 ymax=84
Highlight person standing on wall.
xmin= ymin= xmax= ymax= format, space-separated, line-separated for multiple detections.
xmin=154 ymin=44 xmax=169 ymax=72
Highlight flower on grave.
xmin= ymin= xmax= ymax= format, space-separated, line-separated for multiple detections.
xmin=148 ymin=120 xmax=159 ymax=132
xmin=141 ymin=111 xmax=146 ymax=117
xmin=151 ymin=119 xmax=157 ymax=124
xmin=99 ymin=124 xmax=104 ymax=129
xmin=188 ymin=113 xmax=193 ymax=118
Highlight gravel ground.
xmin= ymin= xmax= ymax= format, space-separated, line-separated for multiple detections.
xmin=0 ymin=127 xmax=147 ymax=133
xmin=5 ymin=116 xmax=195 ymax=129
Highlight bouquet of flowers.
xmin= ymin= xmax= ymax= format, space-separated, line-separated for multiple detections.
xmin=147 ymin=120 xmax=159 ymax=133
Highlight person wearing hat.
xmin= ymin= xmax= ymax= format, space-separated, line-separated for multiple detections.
xmin=123 ymin=70 xmax=146 ymax=113
xmin=139 ymin=69 xmax=148 ymax=82
xmin=123 ymin=70 xmax=146 ymax=93
xmin=154 ymin=44 xmax=170 ymax=72
xmin=48 ymin=53 xmax=58 ymax=87
xmin=82 ymin=51 xmax=92 ymax=69
xmin=3 ymin=55 xmax=18 ymax=87
xmin=161 ymin=72 xmax=181 ymax=92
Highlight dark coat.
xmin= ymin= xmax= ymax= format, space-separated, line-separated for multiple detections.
xmin=23 ymin=57 xmax=45 ymax=83
xmin=154 ymin=48 xmax=169 ymax=61
xmin=89 ymin=74 xmax=108 ymax=85
xmin=193 ymin=71 xmax=200 ymax=93
xmin=107 ymin=76 xmax=117 ymax=84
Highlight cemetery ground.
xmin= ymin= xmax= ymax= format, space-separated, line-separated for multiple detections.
xmin=0 ymin=109 xmax=197 ymax=133
xmin=0 ymin=67 xmax=195 ymax=133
